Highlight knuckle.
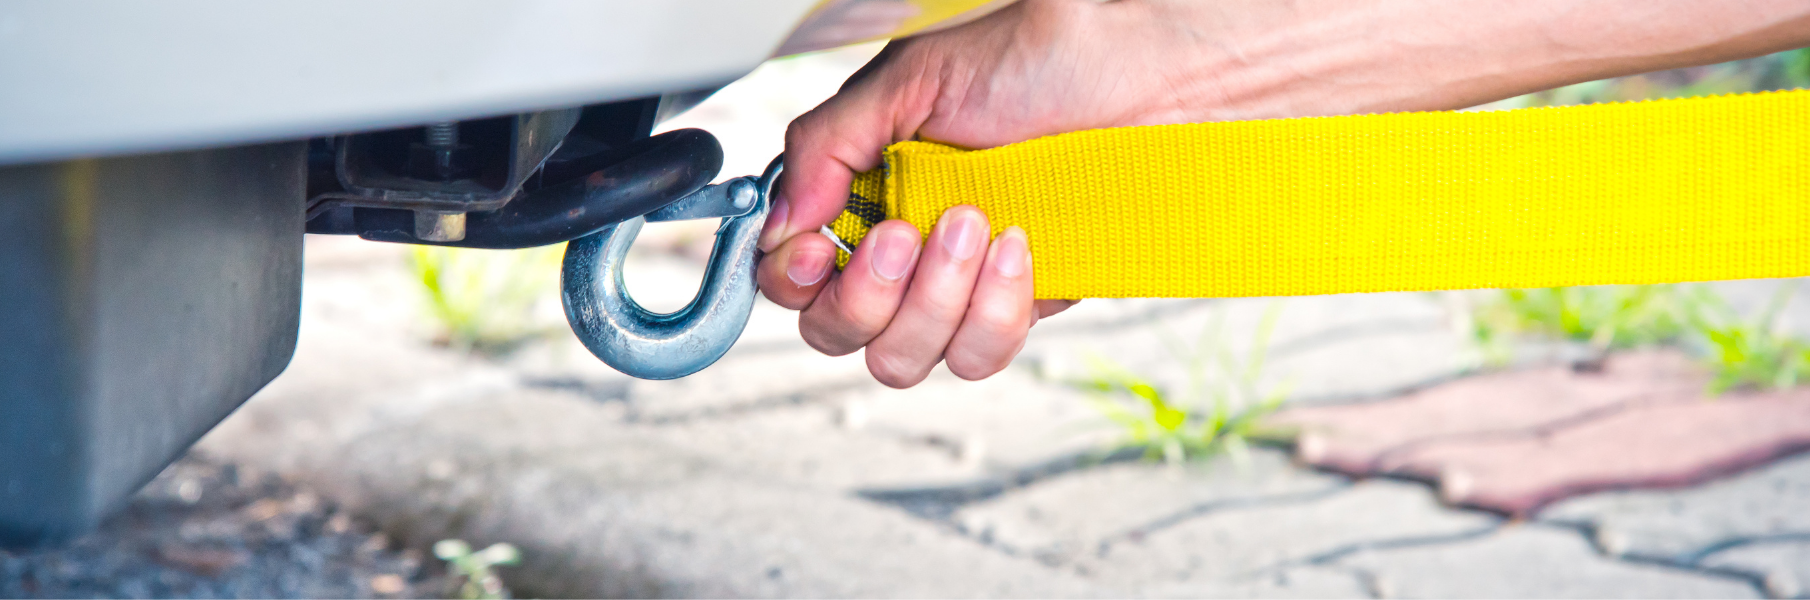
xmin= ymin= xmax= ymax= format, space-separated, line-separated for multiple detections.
xmin=913 ymin=288 xmax=972 ymax=322
xmin=833 ymin=294 xmax=896 ymax=336
xmin=970 ymin=297 xmax=1029 ymax=333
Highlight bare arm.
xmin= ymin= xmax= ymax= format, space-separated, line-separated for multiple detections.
xmin=757 ymin=0 xmax=1810 ymax=388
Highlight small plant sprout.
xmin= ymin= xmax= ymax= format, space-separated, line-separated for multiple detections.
xmin=1469 ymin=285 xmax=1705 ymax=365
xmin=1689 ymin=282 xmax=1810 ymax=394
xmin=434 ymin=539 xmax=522 ymax=600
xmin=408 ymin=245 xmax=565 ymax=354
xmin=1077 ymin=302 xmax=1292 ymax=468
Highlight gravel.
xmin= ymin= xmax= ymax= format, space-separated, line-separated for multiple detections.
xmin=0 ymin=452 xmax=451 ymax=599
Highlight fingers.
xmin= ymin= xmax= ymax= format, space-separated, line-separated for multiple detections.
xmin=779 ymin=214 xmax=1046 ymax=388
xmin=797 ymin=220 xmax=923 ymax=356
xmin=757 ymin=231 xmax=839 ymax=310
xmin=864 ymin=207 xmax=993 ymax=387
xmin=945 ymin=227 xmax=1037 ymax=381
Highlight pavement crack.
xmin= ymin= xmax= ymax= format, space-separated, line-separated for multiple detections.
xmin=856 ymin=456 xmax=1366 ymax=571
xmin=1254 ymin=524 xmax=1504 ymax=576
xmin=1530 ymin=520 xmax=1782 ymax=597
xmin=626 ymin=381 xmax=870 ymax=425
xmin=854 ymin=447 xmax=1147 ymax=521
xmin=524 ymin=375 xmax=872 ymax=425
xmin=1103 ymin=483 xmax=1355 ymax=546
xmin=1683 ymin=531 xmax=1810 ymax=564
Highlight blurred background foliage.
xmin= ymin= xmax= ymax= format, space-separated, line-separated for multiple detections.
xmin=407 ymin=244 xmax=565 ymax=355
xmin=1075 ymin=304 xmax=1291 ymax=467
xmin=1497 ymin=48 xmax=1810 ymax=108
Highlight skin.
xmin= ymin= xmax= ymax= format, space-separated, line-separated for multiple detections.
xmin=758 ymin=0 xmax=1810 ymax=389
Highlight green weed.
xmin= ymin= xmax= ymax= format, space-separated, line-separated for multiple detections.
xmin=1076 ymin=303 xmax=1292 ymax=467
xmin=434 ymin=539 xmax=521 ymax=600
xmin=1468 ymin=285 xmax=1705 ymax=365
xmin=1690 ymin=283 xmax=1810 ymax=394
xmin=1506 ymin=49 xmax=1810 ymax=109
xmin=408 ymin=245 xmax=565 ymax=354
xmin=1468 ymin=281 xmax=1810 ymax=395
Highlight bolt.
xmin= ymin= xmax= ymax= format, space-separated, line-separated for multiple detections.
xmin=409 ymin=121 xmax=473 ymax=182
xmin=729 ymin=179 xmax=756 ymax=210
xmin=423 ymin=121 xmax=459 ymax=148
xmin=413 ymin=121 xmax=469 ymax=241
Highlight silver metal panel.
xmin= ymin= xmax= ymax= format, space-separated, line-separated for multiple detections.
xmin=0 ymin=0 xmax=818 ymax=165
xmin=0 ymin=143 xmax=305 ymax=545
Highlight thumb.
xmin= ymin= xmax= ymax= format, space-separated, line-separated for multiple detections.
xmin=760 ymin=50 xmax=938 ymax=251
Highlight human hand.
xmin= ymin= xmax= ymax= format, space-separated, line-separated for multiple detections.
xmin=755 ymin=0 xmax=1504 ymax=389
xmin=757 ymin=0 xmax=1810 ymax=388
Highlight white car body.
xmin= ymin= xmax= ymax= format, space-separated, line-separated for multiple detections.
xmin=0 ymin=0 xmax=820 ymax=165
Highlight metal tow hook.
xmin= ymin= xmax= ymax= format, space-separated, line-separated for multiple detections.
xmin=560 ymin=156 xmax=782 ymax=380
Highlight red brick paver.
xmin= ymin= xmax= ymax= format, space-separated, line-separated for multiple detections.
xmin=1271 ymin=350 xmax=1810 ymax=516
xmin=1396 ymin=391 xmax=1810 ymax=515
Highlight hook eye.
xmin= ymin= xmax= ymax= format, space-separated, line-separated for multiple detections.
xmin=560 ymin=158 xmax=780 ymax=379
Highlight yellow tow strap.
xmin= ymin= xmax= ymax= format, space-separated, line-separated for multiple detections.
xmin=826 ymin=90 xmax=1810 ymax=299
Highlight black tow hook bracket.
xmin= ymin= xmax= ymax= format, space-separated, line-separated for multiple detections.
xmin=307 ymin=128 xmax=724 ymax=249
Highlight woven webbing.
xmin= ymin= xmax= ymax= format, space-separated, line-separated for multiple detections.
xmin=826 ymin=90 xmax=1810 ymax=299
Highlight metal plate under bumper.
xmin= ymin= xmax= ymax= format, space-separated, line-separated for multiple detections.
xmin=0 ymin=143 xmax=305 ymax=546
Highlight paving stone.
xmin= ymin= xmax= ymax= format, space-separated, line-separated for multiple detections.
xmin=503 ymin=298 xmax=877 ymax=423
xmin=648 ymin=402 xmax=984 ymax=490
xmin=204 ymin=329 xmax=1102 ymax=597
xmin=1698 ymin=541 xmax=1810 ymax=599
xmin=616 ymin=340 xmax=874 ymax=422
xmin=850 ymin=367 xmax=1115 ymax=468
xmin=1023 ymin=293 xmax=1467 ymax=409
xmin=1085 ymin=479 xmax=1498 ymax=586
xmin=1264 ymin=325 xmax=1471 ymax=403
xmin=1539 ymin=452 xmax=1810 ymax=564
xmin=1132 ymin=566 xmax=1371 ymax=599
xmin=1398 ymin=393 xmax=1810 ymax=516
xmin=1338 ymin=526 xmax=1759 ymax=599
xmin=950 ymin=448 xmax=1347 ymax=565
xmin=1273 ymin=350 xmax=1703 ymax=476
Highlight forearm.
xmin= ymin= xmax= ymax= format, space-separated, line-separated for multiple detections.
xmin=1147 ymin=0 xmax=1810 ymax=121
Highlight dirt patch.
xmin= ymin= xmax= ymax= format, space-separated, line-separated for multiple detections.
xmin=0 ymin=452 xmax=450 ymax=598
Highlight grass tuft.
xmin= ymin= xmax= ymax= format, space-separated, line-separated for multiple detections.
xmin=434 ymin=539 xmax=521 ymax=600
xmin=407 ymin=245 xmax=565 ymax=355
xmin=1689 ymin=283 xmax=1810 ymax=394
xmin=1075 ymin=302 xmax=1292 ymax=467
xmin=1469 ymin=285 xmax=1705 ymax=365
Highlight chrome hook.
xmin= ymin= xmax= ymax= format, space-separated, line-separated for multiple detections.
xmin=560 ymin=156 xmax=782 ymax=379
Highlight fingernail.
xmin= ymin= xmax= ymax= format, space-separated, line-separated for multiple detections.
xmin=994 ymin=227 xmax=1029 ymax=277
xmin=940 ymin=210 xmax=983 ymax=261
xmin=870 ymin=227 xmax=919 ymax=281
xmin=787 ymin=249 xmax=833 ymax=287
xmin=759 ymin=193 xmax=792 ymax=251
